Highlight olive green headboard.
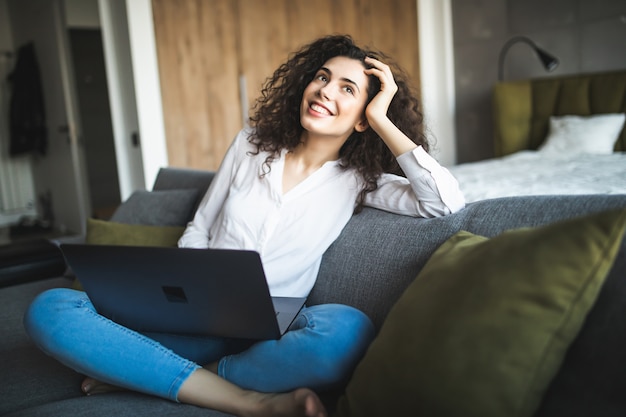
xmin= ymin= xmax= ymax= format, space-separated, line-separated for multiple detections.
xmin=493 ymin=70 xmax=626 ymax=156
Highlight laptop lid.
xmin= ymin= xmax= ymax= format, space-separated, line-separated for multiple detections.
xmin=60 ymin=244 xmax=306 ymax=340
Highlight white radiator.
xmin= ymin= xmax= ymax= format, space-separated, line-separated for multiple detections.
xmin=0 ymin=54 xmax=37 ymax=226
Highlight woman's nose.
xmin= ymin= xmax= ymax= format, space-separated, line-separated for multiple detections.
xmin=318 ymin=83 xmax=332 ymax=100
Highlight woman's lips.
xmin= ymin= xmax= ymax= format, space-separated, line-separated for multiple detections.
xmin=309 ymin=102 xmax=333 ymax=116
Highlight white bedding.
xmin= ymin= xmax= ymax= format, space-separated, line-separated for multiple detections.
xmin=447 ymin=151 xmax=626 ymax=203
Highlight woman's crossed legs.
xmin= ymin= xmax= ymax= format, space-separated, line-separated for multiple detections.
xmin=24 ymin=288 xmax=374 ymax=416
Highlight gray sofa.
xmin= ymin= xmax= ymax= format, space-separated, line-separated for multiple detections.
xmin=2 ymin=167 xmax=626 ymax=417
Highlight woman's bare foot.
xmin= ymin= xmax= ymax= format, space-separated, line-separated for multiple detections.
xmin=242 ymin=388 xmax=327 ymax=417
xmin=178 ymin=368 xmax=327 ymax=417
xmin=81 ymin=377 xmax=125 ymax=396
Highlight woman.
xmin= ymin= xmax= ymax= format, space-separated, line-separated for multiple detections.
xmin=24 ymin=35 xmax=464 ymax=417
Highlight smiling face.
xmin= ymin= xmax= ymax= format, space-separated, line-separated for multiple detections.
xmin=299 ymin=56 xmax=370 ymax=143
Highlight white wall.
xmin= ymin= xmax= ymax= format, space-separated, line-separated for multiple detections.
xmin=99 ymin=0 xmax=145 ymax=199
xmin=125 ymin=0 xmax=167 ymax=189
xmin=418 ymin=0 xmax=457 ymax=167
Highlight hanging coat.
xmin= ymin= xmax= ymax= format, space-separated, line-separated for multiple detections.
xmin=7 ymin=42 xmax=47 ymax=156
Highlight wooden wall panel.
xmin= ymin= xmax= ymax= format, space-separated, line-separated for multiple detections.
xmin=152 ymin=0 xmax=420 ymax=171
xmin=152 ymin=0 xmax=241 ymax=169
xmin=285 ymin=0 xmax=344 ymax=46
xmin=235 ymin=0 xmax=291 ymax=113
xmin=368 ymin=0 xmax=420 ymax=86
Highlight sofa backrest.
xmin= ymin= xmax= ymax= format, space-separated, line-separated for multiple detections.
xmin=152 ymin=167 xmax=216 ymax=193
xmin=309 ymin=194 xmax=626 ymax=330
xmin=152 ymin=167 xmax=216 ymax=217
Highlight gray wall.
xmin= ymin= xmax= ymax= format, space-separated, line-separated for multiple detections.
xmin=451 ymin=0 xmax=626 ymax=163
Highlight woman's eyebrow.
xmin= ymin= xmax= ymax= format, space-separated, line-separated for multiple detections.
xmin=319 ymin=66 xmax=361 ymax=93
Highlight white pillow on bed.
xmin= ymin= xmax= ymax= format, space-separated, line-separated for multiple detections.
xmin=539 ymin=113 xmax=625 ymax=155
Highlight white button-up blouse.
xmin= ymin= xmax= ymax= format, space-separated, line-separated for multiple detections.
xmin=178 ymin=127 xmax=465 ymax=297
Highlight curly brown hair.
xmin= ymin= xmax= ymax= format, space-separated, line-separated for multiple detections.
xmin=248 ymin=34 xmax=428 ymax=212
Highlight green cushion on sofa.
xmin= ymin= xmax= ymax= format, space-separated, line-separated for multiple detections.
xmin=334 ymin=209 xmax=626 ymax=417
xmin=71 ymin=218 xmax=185 ymax=290
xmin=85 ymin=218 xmax=185 ymax=246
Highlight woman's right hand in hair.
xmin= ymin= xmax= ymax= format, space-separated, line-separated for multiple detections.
xmin=363 ymin=57 xmax=416 ymax=157
xmin=363 ymin=56 xmax=398 ymax=130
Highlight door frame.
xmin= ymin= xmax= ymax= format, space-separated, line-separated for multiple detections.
xmin=99 ymin=0 xmax=168 ymax=193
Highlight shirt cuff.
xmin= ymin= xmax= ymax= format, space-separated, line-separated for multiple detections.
xmin=397 ymin=146 xmax=466 ymax=214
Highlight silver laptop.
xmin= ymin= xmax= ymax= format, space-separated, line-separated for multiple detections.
xmin=60 ymin=244 xmax=306 ymax=340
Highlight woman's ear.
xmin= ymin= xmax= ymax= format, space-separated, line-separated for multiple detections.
xmin=354 ymin=117 xmax=369 ymax=133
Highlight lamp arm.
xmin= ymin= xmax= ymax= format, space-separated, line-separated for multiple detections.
xmin=498 ymin=36 xmax=538 ymax=81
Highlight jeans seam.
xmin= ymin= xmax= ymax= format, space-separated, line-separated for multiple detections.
xmin=169 ymin=362 xmax=200 ymax=402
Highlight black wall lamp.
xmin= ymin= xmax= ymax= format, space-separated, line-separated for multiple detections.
xmin=498 ymin=35 xmax=559 ymax=81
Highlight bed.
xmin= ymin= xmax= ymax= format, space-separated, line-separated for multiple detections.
xmin=448 ymin=70 xmax=626 ymax=203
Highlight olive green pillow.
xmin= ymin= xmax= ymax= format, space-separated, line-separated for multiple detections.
xmin=334 ymin=209 xmax=626 ymax=417
xmin=71 ymin=218 xmax=185 ymax=290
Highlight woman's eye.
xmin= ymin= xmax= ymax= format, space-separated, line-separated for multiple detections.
xmin=344 ymin=86 xmax=354 ymax=95
xmin=317 ymin=74 xmax=328 ymax=82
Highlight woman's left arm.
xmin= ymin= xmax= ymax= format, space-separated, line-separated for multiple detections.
xmin=363 ymin=57 xmax=465 ymax=217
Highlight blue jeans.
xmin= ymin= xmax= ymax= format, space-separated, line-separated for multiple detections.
xmin=24 ymin=288 xmax=375 ymax=402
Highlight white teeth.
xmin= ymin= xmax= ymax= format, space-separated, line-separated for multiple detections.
xmin=311 ymin=103 xmax=331 ymax=115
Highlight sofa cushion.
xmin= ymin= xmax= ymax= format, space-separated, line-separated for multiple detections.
xmin=110 ymin=189 xmax=199 ymax=226
xmin=84 ymin=218 xmax=185 ymax=247
xmin=2 ymin=392 xmax=234 ymax=417
xmin=533 ymin=233 xmax=626 ymax=414
xmin=0 ymin=277 xmax=80 ymax=416
xmin=334 ymin=209 xmax=626 ymax=417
